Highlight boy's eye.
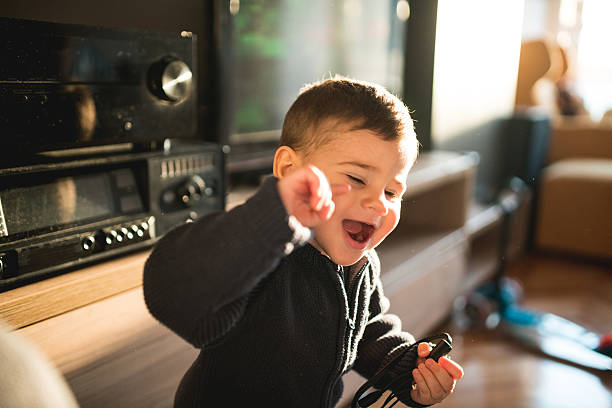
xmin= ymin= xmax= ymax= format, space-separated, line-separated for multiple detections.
xmin=385 ymin=190 xmax=399 ymax=200
xmin=347 ymin=174 xmax=365 ymax=185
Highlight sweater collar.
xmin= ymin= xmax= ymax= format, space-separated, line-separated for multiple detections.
xmin=294 ymin=243 xmax=370 ymax=276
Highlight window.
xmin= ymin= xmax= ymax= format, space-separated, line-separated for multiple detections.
xmin=575 ymin=0 xmax=612 ymax=120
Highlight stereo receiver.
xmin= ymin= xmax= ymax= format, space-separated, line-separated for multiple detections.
xmin=0 ymin=142 xmax=225 ymax=291
xmin=0 ymin=17 xmax=198 ymax=158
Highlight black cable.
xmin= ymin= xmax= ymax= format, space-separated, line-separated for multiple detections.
xmin=352 ymin=333 xmax=452 ymax=408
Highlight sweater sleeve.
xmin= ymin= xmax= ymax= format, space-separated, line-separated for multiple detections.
xmin=142 ymin=177 xmax=311 ymax=347
xmin=353 ymin=251 xmax=430 ymax=407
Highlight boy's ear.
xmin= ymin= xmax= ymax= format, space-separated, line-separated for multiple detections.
xmin=273 ymin=145 xmax=301 ymax=178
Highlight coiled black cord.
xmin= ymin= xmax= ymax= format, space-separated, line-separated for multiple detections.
xmin=352 ymin=333 xmax=452 ymax=408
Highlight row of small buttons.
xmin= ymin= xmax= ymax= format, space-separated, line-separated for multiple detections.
xmin=103 ymin=222 xmax=149 ymax=246
xmin=160 ymin=154 xmax=214 ymax=179
xmin=80 ymin=221 xmax=151 ymax=252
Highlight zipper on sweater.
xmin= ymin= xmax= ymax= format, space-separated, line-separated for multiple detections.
xmin=344 ymin=262 xmax=369 ymax=335
xmin=347 ymin=262 xmax=368 ymax=317
xmin=323 ymin=265 xmax=350 ymax=407
xmin=323 ymin=262 xmax=369 ymax=407
xmin=339 ymin=265 xmax=356 ymax=329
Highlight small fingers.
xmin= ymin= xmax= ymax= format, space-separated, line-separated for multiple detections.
xmin=415 ymin=343 xmax=431 ymax=367
xmin=316 ymin=183 xmax=334 ymax=219
xmin=410 ymin=345 xmax=462 ymax=405
xmin=417 ymin=342 xmax=433 ymax=358
xmin=425 ymin=359 xmax=455 ymax=395
xmin=305 ymin=166 xmax=324 ymax=211
xmin=305 ymin=166 xmax=332 ymax=216
xmin=318 ymin=199 xmax=335 ymax=220
xmin=306 ymin=167 xmax=345 ymax=220
xmin=417 ymin=361 xmax=446 ymax=401
xmin=411 ymin=368 xmax=430 ymax=402
xmin=319 ymin=183 xmax=350 ymax=218
xmin=439 ymin=356 xmax=464 ymax=380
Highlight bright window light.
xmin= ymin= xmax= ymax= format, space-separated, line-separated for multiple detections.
xmin=576 ymin=0 xmax=612 ymax=120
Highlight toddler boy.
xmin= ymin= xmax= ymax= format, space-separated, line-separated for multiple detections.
xmin=143 ymin=77 xmax=463 ymax=407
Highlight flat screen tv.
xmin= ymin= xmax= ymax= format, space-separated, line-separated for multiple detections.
xmin=221 ymin=0 xmax=410 ymax=173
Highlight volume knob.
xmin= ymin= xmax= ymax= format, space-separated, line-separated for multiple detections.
xmin=148 ymin=58 xmax=193 ymax=103
xmin=177 ymin=175 xmax=206 ymax=207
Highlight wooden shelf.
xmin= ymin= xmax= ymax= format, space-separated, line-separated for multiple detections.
xmin=405 ymin=151 xmax=478 ymax=197
xmin=17 ymin=287 xmax=197 ymax=408
xmin=462 ymin=201 xmax=504 ymax=294
xmin=0 ymin=250 xmax=149 ymax=329
xmin=460 ymin=196 xmax=531 ymax=295
xmin=462 ymin=244 xmax=499 ymax=294
xmin=226 ymin=183 xmax=258 ymax=210
xmin=465 ymin=201 xmax=503 ymax=239
xmin=378 ymin=226 xmax=457 ymax=273
xmin=379 ymin=229 xmax=467 ymax=296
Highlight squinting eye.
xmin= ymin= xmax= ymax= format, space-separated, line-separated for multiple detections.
xmin=385 ymin=191 xmax=397 ymax=199
xmin=347 ymin=174 xmax=365 ymax=185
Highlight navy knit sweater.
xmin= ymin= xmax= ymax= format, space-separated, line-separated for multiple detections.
xmin=143 ymin=177 xmax=420 ymax=407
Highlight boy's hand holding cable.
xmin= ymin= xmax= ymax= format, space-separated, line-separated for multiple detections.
xmin=411 ymin=342 xmax=464 ymax=405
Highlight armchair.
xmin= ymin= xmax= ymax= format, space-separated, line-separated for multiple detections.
xmin=515 ymin=39 xmax=612 ymax=260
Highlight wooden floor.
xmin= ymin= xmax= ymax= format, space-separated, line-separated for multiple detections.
xmin=431 ymin=252 xmax=612 ymax=408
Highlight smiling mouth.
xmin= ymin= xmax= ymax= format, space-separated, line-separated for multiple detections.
xmin=342 ymin=220 xmax=375 ymax=243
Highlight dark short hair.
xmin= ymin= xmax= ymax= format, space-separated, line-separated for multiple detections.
xmin=280 ymin=77 xmax=417 ymax=155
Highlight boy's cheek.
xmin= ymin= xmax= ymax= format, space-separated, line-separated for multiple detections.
xmin=388 ymin=207 xmax=402 ymax=232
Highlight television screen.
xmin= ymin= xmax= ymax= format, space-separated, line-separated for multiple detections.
xmin=226 ymin=0 xmax=409 ymax=172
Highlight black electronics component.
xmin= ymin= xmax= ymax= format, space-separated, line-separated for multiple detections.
xmin=0 ymin=17 xmax=198 ymax=158
xmin=0 ymin=142 xmax=225 ymax=291
xmin=0 ymin=18 xmax=225 ymax=291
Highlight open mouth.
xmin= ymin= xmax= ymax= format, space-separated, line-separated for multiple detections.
xmin=342 ymin=219 xmax=375 ymax=244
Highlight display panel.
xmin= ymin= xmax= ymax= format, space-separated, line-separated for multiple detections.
xmin=0 ymin=169 xmax=143 ymax=237
xmin=227 ymin=0 xmax=408 ymax=168
xmin=0 ymin=173 xmax=112 ymax=236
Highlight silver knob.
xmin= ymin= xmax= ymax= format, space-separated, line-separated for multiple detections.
xmin=131 ymin=224 xmax=145 ymax=238
xmin=177 ymin=175 xmax=206 ymax=207
xmin=82 ymin=236 xmax=96 ymax=252
xmin=121 ymin=227 xmax=134 ymax=240
xmin=162 ymin=60 xmax=192 ymax=102
xmin=107 ymin=229 xmax=123 ymax=244
xmin=148 ymin=59 xmax=193 ymax=103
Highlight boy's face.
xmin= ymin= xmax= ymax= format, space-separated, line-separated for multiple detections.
xmin=298 ymin=126 xmax=414 ymax=266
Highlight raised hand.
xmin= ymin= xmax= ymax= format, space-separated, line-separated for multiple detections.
xmin=277 ymin=165 xmax=349 ymax=228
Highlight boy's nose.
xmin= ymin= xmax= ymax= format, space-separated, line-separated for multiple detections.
xmin=364 ymin=192 xmax=388 ymax=216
